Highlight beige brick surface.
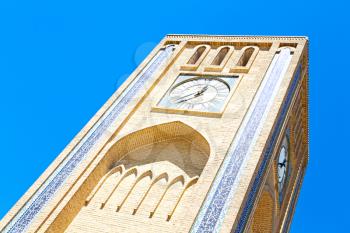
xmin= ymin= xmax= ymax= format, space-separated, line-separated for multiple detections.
xmin=0 ymin=35 xmax=309 ymax=233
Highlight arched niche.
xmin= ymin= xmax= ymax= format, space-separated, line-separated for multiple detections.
xmin=204 ymin=45 xmax=234 ymax=72
xmin=187 ymin=45 xmax=207 ymax=65
xmin=56 ymin=121 xmax=210 ymax=233
xmin=96 ymin=120 xmax=210 ymax=178
xmin=181 ymin=44 xmax=211 ymax=71
xmin=248 ymin=162 xmax=278 ymax=233
xmin=230 ymin=46 xmax=259 ymax=73
xmin=250 ymin=189 xmax=275 ymax=233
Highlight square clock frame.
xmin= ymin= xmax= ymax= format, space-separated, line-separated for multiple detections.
xmin=152 ymin=74 xmax=240 ymax=117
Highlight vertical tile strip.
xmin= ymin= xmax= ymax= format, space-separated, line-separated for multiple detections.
xmin=233 ymin=64 xmax=302 ymax=233
xmin=191 ymin=48 xmax=294 ymax=233
xmin=3 ymin=45 xmax=176 ymax=233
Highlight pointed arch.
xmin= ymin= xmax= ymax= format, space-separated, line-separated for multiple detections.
xmin=100 ymin=167 xmax=138 ymax=209
xmin=116 ymin=170 xmax=153 ymax=211
xmin=149 ymin=175 xmax=185 ymax=218
xmin=132 ymin=172 xmax=169 ymax=215
xmin=60 ymin=121 xmax=211 ymax=231
xmin=106 ymin=121 xmax=211 ymax=176
xmin=251 ymin=190 xmax=275 ymax=233
xmin=85 ymin=165 xmax=125 ymax=205
xmin=166 ymin=176 xmax=199 ymax=221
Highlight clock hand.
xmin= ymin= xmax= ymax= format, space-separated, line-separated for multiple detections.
xmin=175 ymin=91 xmax=200 ymax=101
xmin=278 ymin=162 xmax=286 ymax=168
xmin=177 ymin=96 xmax=197 ymax=103
xmin=176 ymin=85 xmax=209 ymax=103
xmin=178 ymin=91 xmax=206 ymax=103
xmin=278 ymin=158 xmax=287 ymax=167
xmin=195 ymin=85 xmax=209 ymax=96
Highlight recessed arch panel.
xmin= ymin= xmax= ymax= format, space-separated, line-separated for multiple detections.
xmin=204 ymin=45 xmax=234 ymax=72
xmin=231 ymin=46 xmax=259 ymax=73
xmin=52 ymin=121 xmax=210 ymax=232
xmin=181 ymin=44 xmax=211 ymax=71
xmin=251 ymin=190 xmax=275 ymax=233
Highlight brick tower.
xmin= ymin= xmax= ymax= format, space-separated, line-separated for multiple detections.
xmin=0 ymin=35 xmax=309 ymax=233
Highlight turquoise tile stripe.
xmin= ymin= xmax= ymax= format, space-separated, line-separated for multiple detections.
xmin=191 ymin=48 xmax=294 ymax=233
xmin=233 ymin=64 xmax=302 ymax=233
xmin=3 ymin=45 xmax=176 ymax=233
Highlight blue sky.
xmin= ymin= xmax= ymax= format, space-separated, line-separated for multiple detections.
xmin=0 ymin=0 xmax=349 ymax=232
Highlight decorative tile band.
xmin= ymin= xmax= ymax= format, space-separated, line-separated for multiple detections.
xmin=3 ymin=45 xmax=176 ymax=233
xmin=233 ymin=64 xmax=302 ymax=233
xmin=282 ymin=168 xmax=304 ymax=233
xmin=191 ymin=48 xmax=294 ymax=233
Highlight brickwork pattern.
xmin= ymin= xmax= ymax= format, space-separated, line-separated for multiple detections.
xmin=0 ymin=35 xmax=309 ymax=233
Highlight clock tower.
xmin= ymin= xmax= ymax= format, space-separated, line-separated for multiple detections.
xmin=0 ymin=35 xmax=309 ymax=233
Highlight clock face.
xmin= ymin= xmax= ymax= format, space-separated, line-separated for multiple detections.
xmin=277 ymin=136 xmax=289 ymax=193
xmin=168 ymin=77 xmax=230 ymax=111
xmin=156 ymin=74 xmax=238 ymax=115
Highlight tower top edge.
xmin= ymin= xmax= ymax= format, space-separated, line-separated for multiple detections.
xmin=165 ymin=34 xmax=309 ymax=41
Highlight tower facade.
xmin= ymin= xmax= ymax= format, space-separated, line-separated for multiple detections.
xmin=0 ymin=35 xmax=309 ymax=233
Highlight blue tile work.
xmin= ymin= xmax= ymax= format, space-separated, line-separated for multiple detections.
xmin=233 ymin=64 xmax=302 ymax=233
xmin=3 ymin=45 xmax=176 ymax=233
xmin=282 ymin=169 xmax=305 ymax=233
xmin=191 ymin=48 xmax=294 ymax=233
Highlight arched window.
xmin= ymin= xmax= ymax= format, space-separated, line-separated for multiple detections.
xmin=237 ymin=47 xmax=255 ymax=67
xmin=204 ymin=46 xmax=234 ymax=72
xmin=231 ymin=46 xmax=259 ymax=73
xmin=211 ymin=47 xmax=230 ymax=66
xmin=181 ymin=45 xmax=210 ymax=71
xmin=187 ymin=46 xmax=207 ymax=64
